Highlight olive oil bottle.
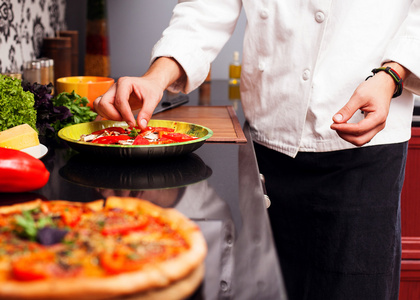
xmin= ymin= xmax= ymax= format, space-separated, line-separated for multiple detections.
xmin=229 ymin=51 xmax=241 ymax=85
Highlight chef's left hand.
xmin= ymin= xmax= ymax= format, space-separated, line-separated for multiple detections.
xmin=330 ymin=62 xmax=409 ymax=146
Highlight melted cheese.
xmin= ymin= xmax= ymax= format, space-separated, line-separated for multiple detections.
xmin=0 ymin=124 xmax=39 ymax=150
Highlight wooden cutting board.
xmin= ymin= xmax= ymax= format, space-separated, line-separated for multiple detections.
xmin=153 ymin=106 xmax=247 ymax=143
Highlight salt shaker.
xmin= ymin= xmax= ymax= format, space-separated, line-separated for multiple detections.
xmin=23 ymin=61 xmax=41 ymax=84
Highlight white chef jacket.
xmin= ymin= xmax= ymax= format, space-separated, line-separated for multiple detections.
xmin=151 ymin=0 xmax=420 ymax=157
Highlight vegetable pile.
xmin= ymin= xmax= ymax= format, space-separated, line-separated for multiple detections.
xmin=80 ymin=126 xmax=199 ymax=145
xmin=0 ymin=75 xmax=37 ymax=132
xmin=21 ymin=81 xmax=97 ymax=136
xmin=52 ymin=91 xmax=97 ymax=133
xmin=0 ymin=76 xmax=97 ymax=137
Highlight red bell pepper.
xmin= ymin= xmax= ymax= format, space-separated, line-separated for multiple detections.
xmin=12 ymin=250 xmax=81 ymax=280
xmin=0 ymin=148 xmax=50 ymax=193
xmin=155 ymin=137 xmax=176 ymax=145
xmin=132 ymin=136 xmax=150 ymax=145
xmin=91 ymin=135 xmax=131 ymax=144
xmin=147 ymin=126 xmax=175 ymax=133
xmin=162 ymin=132 xmax=199 ymax=142
xmin=91 ymin=127 xmax=127 ymax=135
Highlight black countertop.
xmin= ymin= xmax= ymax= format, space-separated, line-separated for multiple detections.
xmin=0 ymin=80 xmax=287 ymax=300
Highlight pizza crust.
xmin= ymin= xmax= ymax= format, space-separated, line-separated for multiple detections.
xmin=0 ymin=264 xmax=205 ymax=300
xmin=0 ymin=197 xmax=207 ymax=300
xmin=119 ymin=263 xmax=205 ymax=300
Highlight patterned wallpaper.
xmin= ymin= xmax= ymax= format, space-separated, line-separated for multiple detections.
xmin=0 ymin=0 xmax=66 ymax=74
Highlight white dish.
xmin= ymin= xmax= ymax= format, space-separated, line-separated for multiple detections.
xmin=21 ymin=144 xmax=48 ymax=159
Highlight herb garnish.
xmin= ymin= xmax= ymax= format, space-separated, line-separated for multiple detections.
xmin=14 ymin=209 xmax=54 ymax=241
xmin=128 ymin=127 xmax=139 ymax=138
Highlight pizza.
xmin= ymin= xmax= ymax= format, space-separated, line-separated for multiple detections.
xmin=0 ymin=197 xmax=207 ymax=300
xmin=79 ymin=126 xmax=199 ymax=145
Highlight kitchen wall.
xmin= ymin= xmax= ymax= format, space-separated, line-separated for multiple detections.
xmin=0 ymin=0 xmax=66 ymax=74
xmin=66 ymin=0 xmax=246 ymax=80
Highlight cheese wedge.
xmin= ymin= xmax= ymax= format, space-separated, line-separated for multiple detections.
xmin=0 ymin=124 xmax=40 ymax=150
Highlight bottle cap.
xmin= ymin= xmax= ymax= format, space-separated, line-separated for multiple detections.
xmin=233 ymin=51 xmax=240 ymax=61
xmin=25 ymin=61 xmax=41 ymax=69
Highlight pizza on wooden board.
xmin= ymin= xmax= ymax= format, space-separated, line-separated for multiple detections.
xmin=0 ymin=197 xmax=207 ymax=300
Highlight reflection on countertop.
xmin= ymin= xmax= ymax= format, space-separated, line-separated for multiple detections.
xmin=59 ymin=152 xmax=212 ymax=191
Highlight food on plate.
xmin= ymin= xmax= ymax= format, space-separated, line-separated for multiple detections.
xmin=0 ymin=196 xmax=207 ymax=299
xmin=0 ymin=124 xmax=40 ymax=150
xmin=0 ymin=148 xmax=50 ymax=193
xmin=79 ymin=125 xmax=199 ymax=145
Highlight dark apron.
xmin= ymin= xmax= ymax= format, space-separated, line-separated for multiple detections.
xmin=255 ymin=142 xmax=408 ymax=300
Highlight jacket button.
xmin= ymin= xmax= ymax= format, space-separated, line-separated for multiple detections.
xmin=302 ymin=69 xmax=311 ymax=81
xmin=260 ymin=9 xmax=269 ymax=19
xmin=315 ymin=11 xmax=325 ymax=23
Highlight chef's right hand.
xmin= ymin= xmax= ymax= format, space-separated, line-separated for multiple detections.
xmin=94 ymin=76 xmax=164 ymax=129
xmin=93 ymin=57 xmax=186 ymax=130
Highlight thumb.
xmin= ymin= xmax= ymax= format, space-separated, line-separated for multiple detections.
xmin=332 ymin=98 xmax=360 ymax=124
xmin=136 ymin=98 xmax=160 ymax=130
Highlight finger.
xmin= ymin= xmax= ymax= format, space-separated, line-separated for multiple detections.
xmin=136 ymin=99 xmax=158 ymax=130
xmin=113 ymin=78 xmax=138 ymax=127
xmin=334 ymin=130 xmax=377 ymax=147
xmin=332 ymin=93 xmax=364 ymax=124
xmin=135 ymin=91 xmax=162 ymax=130
xmin=94 ymin=114 xmax=104 ymax=121
xmin=331 ymin=113 xmax=385 ymax=146
xmin=331 ymin=109 xmax=385 ymax=133
xmin=94 ymin=84 xmax=124 ymax=121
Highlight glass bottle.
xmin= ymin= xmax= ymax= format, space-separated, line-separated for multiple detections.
xmin=23 ymin=61 xmax=41 ymax=84
xmin=229 ymin=51 xmax=241 ymax=85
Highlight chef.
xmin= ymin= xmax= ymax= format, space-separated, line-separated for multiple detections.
xmin=94 ymin=1 xmax=420 ymax=299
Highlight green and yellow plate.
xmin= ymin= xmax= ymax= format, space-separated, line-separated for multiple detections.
xmin=58 ymin=120 xmax=213 ymax=158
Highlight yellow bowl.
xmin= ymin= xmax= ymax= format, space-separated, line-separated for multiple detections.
xmin=56 ymin=76 xmax=114 ymax=107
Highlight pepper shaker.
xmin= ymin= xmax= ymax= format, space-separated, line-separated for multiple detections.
xmin=23 ymin=61 xmax=41 ymax=84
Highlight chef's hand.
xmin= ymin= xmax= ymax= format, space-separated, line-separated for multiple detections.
xmin=94 ymin=57 xmax=186 ymax=129
xmin=94 ymin=77 xmax=164 ymax=128
xmin=330 ymin=62 xmax=409 ymax=146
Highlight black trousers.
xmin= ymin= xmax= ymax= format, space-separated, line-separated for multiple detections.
xmin=254 ymin=142 xmax=408 ymax=300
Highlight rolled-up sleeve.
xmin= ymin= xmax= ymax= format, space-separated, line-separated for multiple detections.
xmin=382 ymin=0 xmax=420 ymax=94
xmin=150 ymin=0 xmax=243 ymax=93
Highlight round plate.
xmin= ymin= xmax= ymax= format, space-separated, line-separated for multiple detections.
xmin=21 ymin=144 xmax=48 ymax=159
xmin=57 ymin=120 xmax=213 ymax=158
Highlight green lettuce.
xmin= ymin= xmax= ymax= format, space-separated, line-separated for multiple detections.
xmin=0 ymin=75 xmax=37 ymax=132
xmin=51 ymin=91 xmax=97 ymax=132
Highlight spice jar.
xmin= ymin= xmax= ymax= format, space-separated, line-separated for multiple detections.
xmin=39 ymin=59 xmax=50 ymax=85
xmin=2 ymin=73 xmax=22 ymax=80
xmin=23 ymin=61 xmax=41 ymax=84
xmin=47 ymin=58 xmax=55 ymax=86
